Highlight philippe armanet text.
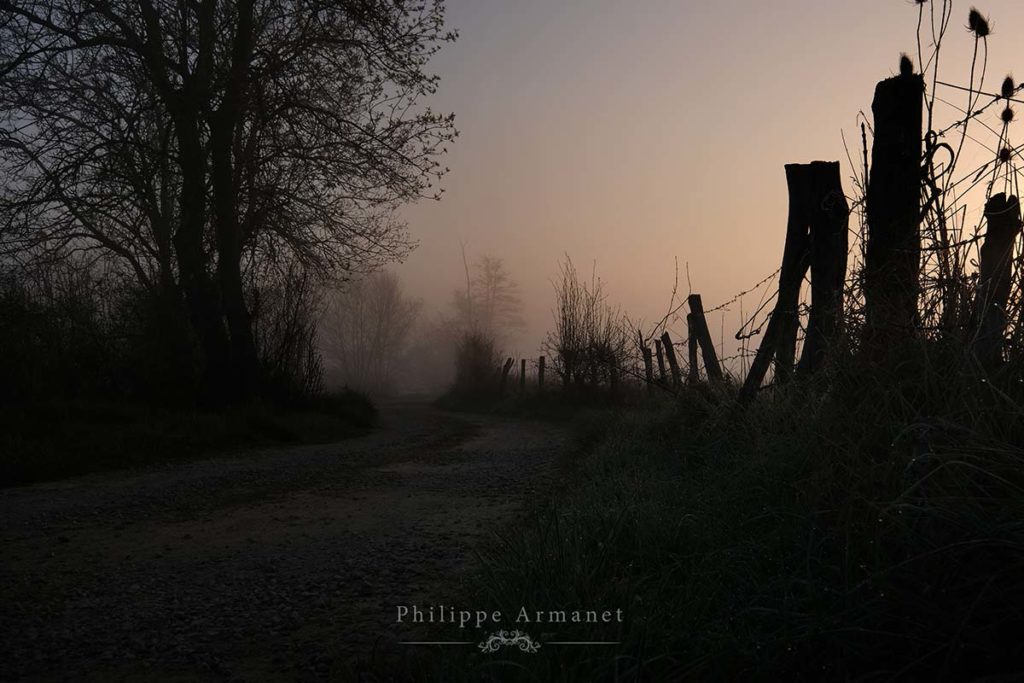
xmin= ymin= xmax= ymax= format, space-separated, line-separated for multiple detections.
xmin=396 ymin=604 xmax=624 ymax=629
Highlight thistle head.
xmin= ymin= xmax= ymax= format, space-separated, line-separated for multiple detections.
xmin=998 ymin=147 xmax=1012 ymax=164
xmin=968 ymin=8 xmax=991 ymax=37
xmin=1002 ymin=76 xmax=1016 ymax=99
xmin=1002 ymin=106 xmax=1015 ymax=124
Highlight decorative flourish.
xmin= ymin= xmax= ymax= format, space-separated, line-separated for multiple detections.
xmin=477 ymin=630 xmax=541 ymax=654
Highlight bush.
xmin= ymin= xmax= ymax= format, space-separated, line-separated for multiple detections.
xmin=451 ymin=330 xmax=501 ymax=398
xmin=250 ymin=264 xmax=325 ymax=407
xmin=543 ymin=256 xmax=631 ymax=394
xmin=2 ymin=263 xmax=126 ymax=405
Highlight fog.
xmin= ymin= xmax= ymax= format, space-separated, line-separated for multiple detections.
xmin=395 ymin=0 xmax=1024 ymax=366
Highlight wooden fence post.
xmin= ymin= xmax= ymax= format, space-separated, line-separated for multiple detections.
xmin=538 ymin=355 xmax=545 ymax=391
xmin=741 ymin=160 xmax=850 ymax=403
xmin=639 ymin=330 xmax=654 ymax=394
xmin=775 ymin=164 xmax=814 ymax=383
xmin=520 ymin=358 xmax=527 ymax=394
xmin=687 ymin=294 xmax=723 ymax=382
xmin=864 ymin=71 xmax=924 ymax=343
xmin=798 ymin=161 xmax=850 ymax=374
xmin=686 ymin=313 xmax=699 ymax=384
xmin=660 ymin=331 xmax=683 ymax=388
xmin=972 ymin=193 xmax=1022 ymax=365
xmin=499 ymin=357 xmax=514 ymax=397
xmin=740 ymin=163 xmax=814 ymax=403
xmin=654 ymin=339 xmax=667 ymax=383
xmin=641 ymin=347 xmax=654 ymax=394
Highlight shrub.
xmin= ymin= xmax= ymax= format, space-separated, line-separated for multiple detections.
xmin=452 ymin=330 xmax=501 ymax=398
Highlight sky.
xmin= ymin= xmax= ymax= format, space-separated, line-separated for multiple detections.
xmin=395 ymin=0 xmax=1024 ymax=362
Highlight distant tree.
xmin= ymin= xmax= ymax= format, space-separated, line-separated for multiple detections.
xmin=0 ymin=0 xmax=456 ymax=405
xmin=322 ymin=272 xmax=422 ymax=396
xmin=452 ymin=251 xmax=525 ymax=344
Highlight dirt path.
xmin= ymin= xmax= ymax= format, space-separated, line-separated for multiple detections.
xmin=0 ymin=402 xmax=567 ymax=681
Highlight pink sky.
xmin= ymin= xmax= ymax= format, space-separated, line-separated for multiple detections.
xmin=396 ymin=0 xmax=1024 ymax=362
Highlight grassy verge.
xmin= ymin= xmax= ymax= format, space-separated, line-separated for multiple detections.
xmin=0 ymin=389 xmax=376 ymax=487
xmin=412 ymin=359 xmax=1024 ymax=680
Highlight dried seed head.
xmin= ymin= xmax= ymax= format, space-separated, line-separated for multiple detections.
xmin=1002 ymin=106 xmax=1015 ymax=123
xmin=998 ymin=147 xmax=1012 ymax=164
xmin=900 ymin=53 xmax=914 ymax=76
xmin=1002 ymin=76 xmax=1016 ymax=99
xmin=968 ymin=8 xmax=991 ymax=37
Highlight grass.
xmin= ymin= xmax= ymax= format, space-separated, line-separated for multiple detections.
xmin=405 ymin=351 xmax=1024 ymax=681
xmin=0 ymin=389 xmax=376 ymax=487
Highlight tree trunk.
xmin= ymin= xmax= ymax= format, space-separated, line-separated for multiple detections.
xmin=210 ymin=0 xmax=260 ymax=401
xmin=173 ymin=112 xmax=231 ymax=408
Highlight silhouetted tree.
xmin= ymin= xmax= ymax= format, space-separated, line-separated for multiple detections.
xmin=0 ymin=0 xmax=456 ymax=405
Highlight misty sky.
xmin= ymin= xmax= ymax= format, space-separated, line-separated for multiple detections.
xmin=396 ymin=0 xmax=1024 ymax=361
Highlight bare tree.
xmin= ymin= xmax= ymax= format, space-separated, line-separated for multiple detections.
xmin=543 ymin=256 xmax=629 ymax=390
xmin=322 ymin=271 xmax=421 ymax=396
xmin=0 ymin=0 xmax=456 ymax=404
xmin=451 ymin=253 xmax=524 ymax=344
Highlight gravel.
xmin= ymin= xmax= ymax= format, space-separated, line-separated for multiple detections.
xmin=0 ymin=402 xmax=566 ymax=681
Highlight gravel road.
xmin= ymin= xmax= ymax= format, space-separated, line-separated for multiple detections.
xmin=0 ymin=402 xmax=567 ymax=681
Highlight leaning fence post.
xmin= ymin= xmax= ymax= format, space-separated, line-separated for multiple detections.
xmin=499 ymin=357 xmax=514 ymax=397
xmin=774 ymin=164 xmax=814 ymax=383
xmin=660 ymin=331 xmax=683 ymax=388
xmin=687 ymin=294 xmax=723 ymax=382
xmin=686 ymin=313 xmax=699 ymax=384
xmin=864 ymin=71 xmax=924 ymax=345
xmin=538 ymin=355 xmax=545 ymax=391
xmin=972 ymin=193 xmax=1022 ymax=366
xmin=739 ymin=163 xmax=814 ymax=403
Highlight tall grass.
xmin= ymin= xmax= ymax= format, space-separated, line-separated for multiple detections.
xmin=412 ymin=342 xmax=1024 ymax=681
